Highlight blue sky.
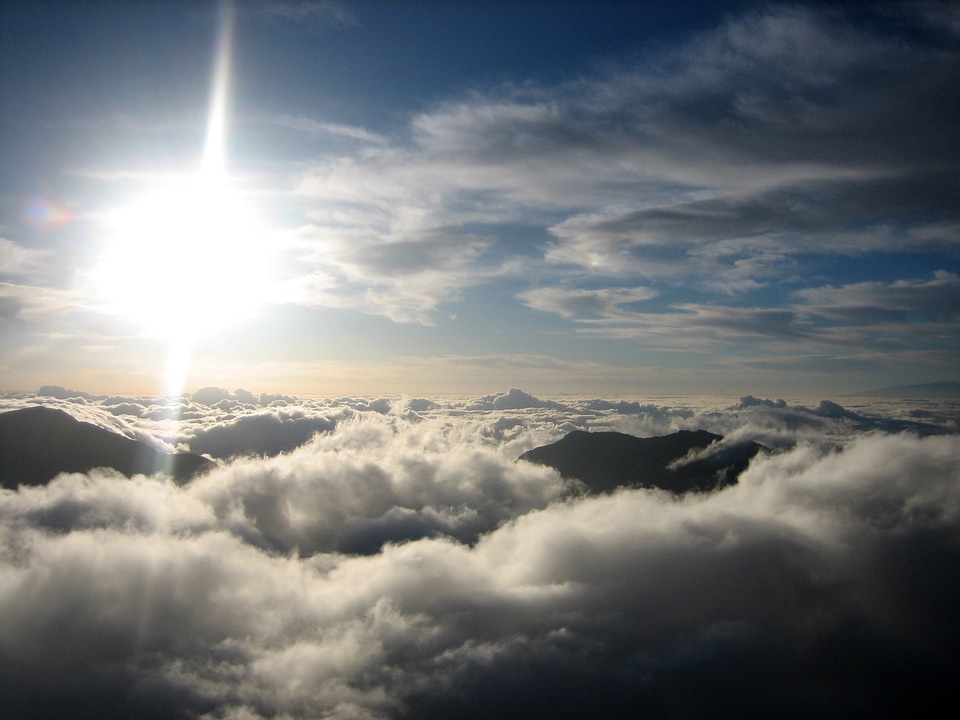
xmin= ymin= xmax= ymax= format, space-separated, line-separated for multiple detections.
xmin=1 ymin=1 xmax=958 ymax=397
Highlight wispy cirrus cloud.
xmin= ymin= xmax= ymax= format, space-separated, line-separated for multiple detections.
xmin=524 ymin=272 xmax=960 ymax=356
xmin=518 ymin=286 xmax=658 ymax=320
xmin=243 ymin=0 xmax=354 ymax=27
xmin=795 ymin=270 xmax=960 ymax=325
xmin=4 ymin=2 xmax=958 ymax=395
xmin=288 ymin=225 xmax=513 ymax=323
xmin=0 ymin=282 xmax=83 ymax=322
xmin=286 ymin=3 xmax=959 ymax=344
xmin=0 ymin=238 xmax=51 ymax=278
xmin=271 ymin=115 xmax=387 ymax=145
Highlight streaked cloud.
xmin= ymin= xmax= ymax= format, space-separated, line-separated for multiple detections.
xmin=283 ymin=3 xmax=959 ymax=361
xmin=519 ymin=286 xmax=658 ymax=320
xmin=796 ymin=271 xmax=960 ymax=325
xmin=0 ymin=282 xmax=83 ymax=322
xmin=245 ymin=1 xmax=354 ymax=27
xmin=271 ymin=115 xmax=387 ymax=145
xmin=0 ymin=238 xmax=52 ymax=276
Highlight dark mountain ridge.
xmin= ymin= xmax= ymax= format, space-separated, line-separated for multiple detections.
xmin=0 ymin=406 xmax=214 ymax=488
xmin=520 ymin=429 xmax=765 ymax=494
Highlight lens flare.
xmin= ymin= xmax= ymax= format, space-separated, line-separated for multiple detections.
xmin=22 ymin=198 xmax=73 ymax=229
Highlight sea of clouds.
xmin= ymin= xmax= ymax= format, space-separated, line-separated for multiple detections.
xmin=1 ymin=387 xmax=959 ymax=719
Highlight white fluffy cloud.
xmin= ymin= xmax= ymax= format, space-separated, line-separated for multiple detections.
xmin=187 ymin=412 xmax=571 ymax=555
xmin=1 ymin=390 xmax=959 ymax=717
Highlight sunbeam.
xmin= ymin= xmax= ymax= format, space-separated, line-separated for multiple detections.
xmin=90 ymin=0 xmax=278 ymax=397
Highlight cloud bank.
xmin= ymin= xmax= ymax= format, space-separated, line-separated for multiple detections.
xmin=1 ymin=390 xmax=959 ymax=718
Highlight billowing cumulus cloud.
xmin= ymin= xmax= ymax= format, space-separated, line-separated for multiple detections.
xmin=467 ymin=387 xmax=571 ymax=412
xmin=173 ymin=407 xmax=571 ymax=555
xmin=2 ymin=7 xmax=960 ymax=707
xmin=185 ymin=409 xmax=339 ymax=459
xmin=1 ymin=391 xmax=959 ymax=717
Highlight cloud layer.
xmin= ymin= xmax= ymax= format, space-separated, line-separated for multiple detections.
xmin=2 ymin=390 xmax=959 ymax=718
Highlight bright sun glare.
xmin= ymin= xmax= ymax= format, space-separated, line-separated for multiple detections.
xmin=89 ymin=1 xmax=278 ymax=396
xmin=92 ymin=172 xmax=276 ymax=340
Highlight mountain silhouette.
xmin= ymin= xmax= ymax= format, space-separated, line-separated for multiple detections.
xmin=0 ymin=406 xmax=214 ymax=488
xmin=519 ymin=429 xmax=765 ymax=494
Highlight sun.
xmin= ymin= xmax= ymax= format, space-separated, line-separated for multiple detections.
xmin=91 ymin=172 xmax=278 ymax=341
xmin=87 ymin=0 xmax=281 ymax=397
xmin=90 ymin=1 xmax=275 ymax=346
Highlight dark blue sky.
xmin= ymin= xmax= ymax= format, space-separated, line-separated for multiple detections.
xmin=1 ymin=1 xmax=958 ymax=396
